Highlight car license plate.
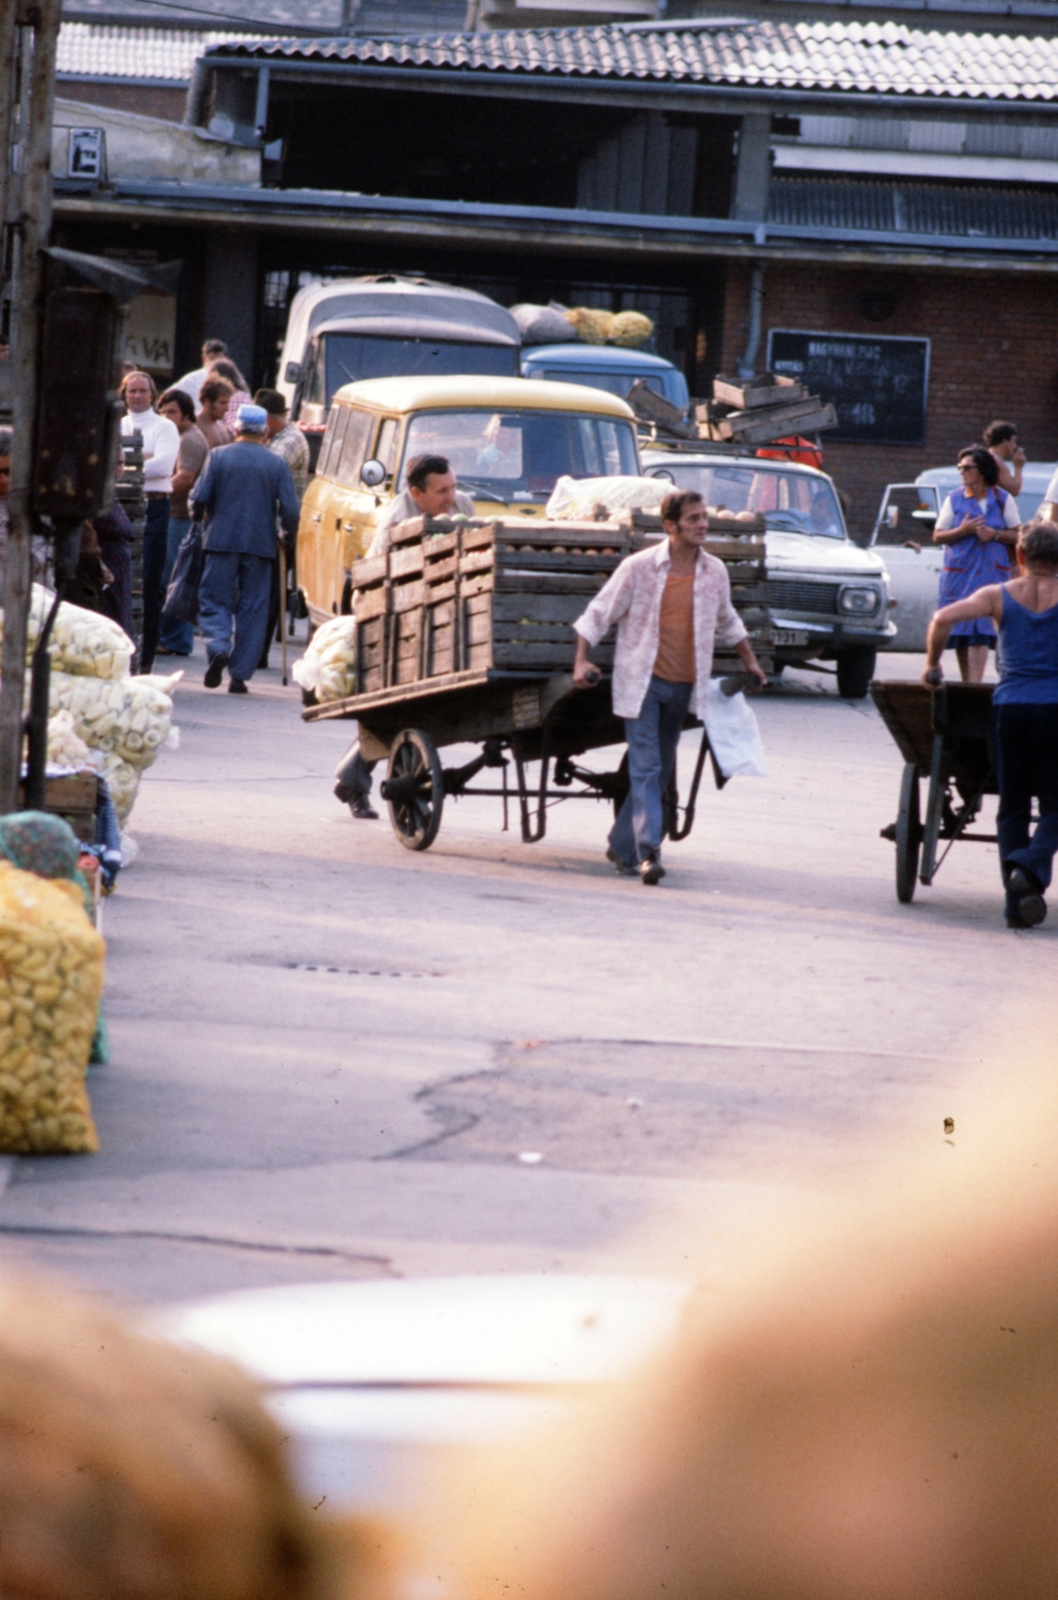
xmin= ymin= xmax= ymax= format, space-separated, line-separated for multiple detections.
xmin=773 ymin=628 xmax=810 ymax=646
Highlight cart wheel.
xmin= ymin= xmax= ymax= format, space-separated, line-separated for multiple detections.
xmin=895 ymin=761 xmax=921 ymax=904
xmin=381 ymin=729 xmax=444 ymax=851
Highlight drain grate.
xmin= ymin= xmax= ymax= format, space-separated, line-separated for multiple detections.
xmin=284 ymin=963 xmax=443 ymax=980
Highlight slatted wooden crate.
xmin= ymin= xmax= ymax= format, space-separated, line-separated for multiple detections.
xmin=348 ymin=508 xmax=771 ymax=689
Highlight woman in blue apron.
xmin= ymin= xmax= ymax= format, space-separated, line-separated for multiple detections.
xmin=933 ymin=446 xmax=1020 ymax=682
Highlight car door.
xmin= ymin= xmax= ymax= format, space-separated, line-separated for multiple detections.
xmin=297 ymin=403 xmax=350 ymax=623
xmin=329 ymin=411 xmax=408 ymax=607
xmin=870 ymin=484 xmax=941 ymax=652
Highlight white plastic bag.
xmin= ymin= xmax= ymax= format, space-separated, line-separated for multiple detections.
xmin=545 ymin=475 xmax=664 ymax=522
xmin=702 ymin=679 xmax=767 ymax=778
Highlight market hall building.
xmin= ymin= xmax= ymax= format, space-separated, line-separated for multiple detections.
xmin=51 ymin=13 xmax=1058 ymax=529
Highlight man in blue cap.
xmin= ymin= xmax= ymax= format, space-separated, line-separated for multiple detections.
xmin=190 ymin=403 xmax=300 ymax=693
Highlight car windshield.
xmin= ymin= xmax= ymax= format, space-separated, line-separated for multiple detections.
xmin=324 ymin=336 xmax=517 ymax=404
xmin=646 ymin=462 xmax=847 ymax=539
xmin=402 ymin=409 xmax=640 ymax=500
xmin=537 ymin=369 xmax=667 ymax=400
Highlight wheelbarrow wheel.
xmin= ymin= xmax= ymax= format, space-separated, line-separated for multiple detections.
xmin=381 ymin=729 xmax=444 ymax=851
xmin=895 ymin=760 xmax=921 ymax=903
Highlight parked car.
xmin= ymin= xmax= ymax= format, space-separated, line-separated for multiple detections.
xmin=642 ymin=449 xmax=894 ymax=698
xmin=298 ymin=374 xmax=640 ymax=624
xmin=522 ymin=343 xmax=690 ymax=414
xmin=870 ymin=462 xmax=1057 ymax=653
xmin=277 ymin=275 xmax=522 ymax=466
xmin=152 ymin=1275 xmax=690 ymax=1515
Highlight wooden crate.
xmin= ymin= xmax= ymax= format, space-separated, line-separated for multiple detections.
xmin=18 ymin=771 xmax=98 ymax=842
xmin=355 ymin=615 xmax=387 ymax=694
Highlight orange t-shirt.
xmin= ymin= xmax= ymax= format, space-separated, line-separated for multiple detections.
xmin=653 ymin=573 xmax=696 ymax=683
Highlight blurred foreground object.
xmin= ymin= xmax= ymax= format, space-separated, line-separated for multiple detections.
xmin=415 ymin=1056 xmax=1058 ymax=1600
xmin=0 ymin=1272 xmax=371 ymax=1600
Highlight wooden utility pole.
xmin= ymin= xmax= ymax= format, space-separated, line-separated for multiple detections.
xmin=0 ymin=0 xmax=63 ymax=814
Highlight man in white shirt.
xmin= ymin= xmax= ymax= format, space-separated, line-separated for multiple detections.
xmin=172 ymin=339 xmax=228 ymax=414
xmin=119 ymin=369 xmax=179 ymax=673
xmin=574 ymin=488 xmax=766 ymax=884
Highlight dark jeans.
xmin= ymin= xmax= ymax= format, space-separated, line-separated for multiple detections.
xmin=139 ymin=497 xmax=170 ymax=674
xmin=994 ymin=702 xmax=1058 ymax=906
xmin=335 ymin=739 xmax=376 ymax=800
xmin=157 ymin=514 xmax=195 ymax=655
xmin=199 ymin=551 xmax=274 ymax=683
xmin=609 ymin=675 xmax=693 ymax=865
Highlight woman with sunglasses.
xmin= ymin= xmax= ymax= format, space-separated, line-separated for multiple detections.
xmin=932 ymin=445 xmax=1020 ymax=682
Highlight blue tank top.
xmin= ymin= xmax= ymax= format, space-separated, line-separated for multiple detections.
xmin=994 ymin=587 xmax=1058 ymax=705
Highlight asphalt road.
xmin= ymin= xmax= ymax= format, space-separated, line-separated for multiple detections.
xmin=0 ymin=639 xmax=1048 ymax=1304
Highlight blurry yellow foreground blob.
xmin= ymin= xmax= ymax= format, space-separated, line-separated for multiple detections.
xmin=0 ymin=862 xmax=103 ymax=1152
xmin=396 ymin=1025 xmax=1058 ymax=1600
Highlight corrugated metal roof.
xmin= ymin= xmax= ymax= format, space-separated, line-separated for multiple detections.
xmin=57 ymin=23 xmax=249 ymax=82
xmin=770 ymin=175 xmax=1058 ymax=234
xmin=204 ymin=17 xmax=1058 ymax=101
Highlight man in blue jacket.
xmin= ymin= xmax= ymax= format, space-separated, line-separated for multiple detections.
xmin=190 ymin=404 xmax=300 ymax=693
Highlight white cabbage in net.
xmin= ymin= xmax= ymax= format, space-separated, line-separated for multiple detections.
xmin=545 ymin=475 xmax=664 ymax=523
xmin=292 ymin=616 xmax=357 ymax=702
xmin=12 ymin=587 xmax=135 ymax=679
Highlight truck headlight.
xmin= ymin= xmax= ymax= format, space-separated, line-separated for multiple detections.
xmin=839 ymin=586 xmax=880 ymax=616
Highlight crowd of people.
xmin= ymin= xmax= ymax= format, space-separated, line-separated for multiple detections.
xmin=113 ymin=337 xmax=308 ymax=686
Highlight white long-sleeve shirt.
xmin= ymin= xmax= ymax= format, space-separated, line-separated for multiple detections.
xmin=575 ymin=540 xmax=748 ymax=720
xmin=121 ymin=407 xmax=179 ymax=494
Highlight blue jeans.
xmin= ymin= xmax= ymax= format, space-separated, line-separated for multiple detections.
xmin=139 ymin=496 xmax=169 ymax=674
xmin=157 ymin=515 xmax=196 ymax=655
xmin=994 ymin=702 xmax=1058 ymax=908
xmin=199 ymin=552 xmax=274 ymax=683
xmin=609 ymin=675 xmax=693 ymax=866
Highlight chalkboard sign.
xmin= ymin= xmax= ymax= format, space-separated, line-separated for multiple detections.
xmin=765 ymin=330 xmax=930 ymax=446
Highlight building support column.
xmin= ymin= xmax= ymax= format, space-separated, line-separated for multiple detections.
xmin=201 ymin=230 xmax=259 ymax=387
xmin=731 ymin=111 xmax=772 ymax=223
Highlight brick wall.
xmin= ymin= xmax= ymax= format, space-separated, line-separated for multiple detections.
xmin=720 ymin=259 xmax=1058 ymax=537
xmin=56 ymin=81 xmax=188 ymax=123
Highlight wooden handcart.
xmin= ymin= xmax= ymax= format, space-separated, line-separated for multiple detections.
xmin=871 ymin=680 xmax=997 ymax=902
xmin=303 ymin=510 xmax=772 ymax=853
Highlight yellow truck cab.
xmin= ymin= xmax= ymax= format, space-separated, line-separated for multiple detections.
xmin=296 ymin=374 xmax=640 ymax=624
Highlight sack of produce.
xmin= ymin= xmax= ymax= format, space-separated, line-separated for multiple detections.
xmin=91 ymin=752 xmax=140 ymax=826
xmin=7 ymin=587 xmax=133 ymax=679
xmin=564 ymin=306 xmax=613 ymax=345
xmin=47 ymin=593 xmax=133 ymax=679
xmin=0 ymin=860 xmax=103 ymax=1153
xmin=49 ymin=672 xmax=175 ymax=772
xmin=292 ymin=616 xmax=357 ymax=703
xmin=546 ymin=474 xmax=663 ymax=522
xmin=46 ymin=709 xmax=93 ymax=771
xmin=510 ymin=302 xmax=576 ymax=346
xmin=608 ymin=310 xmax=655 ymax=348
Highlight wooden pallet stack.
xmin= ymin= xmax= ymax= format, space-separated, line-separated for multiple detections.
xmin=696 ymin=373 xmax=837 ymax=446
xmin=351 ymin=509 xmax=770 ymax=691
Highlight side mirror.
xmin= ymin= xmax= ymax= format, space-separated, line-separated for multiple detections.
xmin=360 ymin=458 xmax=386 ymax=489
xmin=284 ymin=361 xmax=302 ymax=384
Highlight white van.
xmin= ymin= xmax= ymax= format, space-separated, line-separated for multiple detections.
xmin=870 ymin=462 xmax=1057 ymax=652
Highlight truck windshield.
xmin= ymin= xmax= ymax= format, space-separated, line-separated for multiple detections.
xmin=325 ymin=335 xmax=517 ymax=403
xmin=402 ymin=409 xmax=640 ymax=500
xmin=538 ymin=369 xmax=667 ymax=400
xmin=650 ymin=462 xmax=847 ymax=539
